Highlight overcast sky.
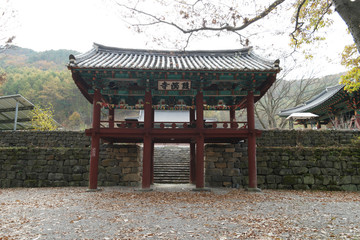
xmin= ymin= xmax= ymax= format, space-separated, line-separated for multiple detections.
xmin=7 ymin=0 xmax=355 ymax=79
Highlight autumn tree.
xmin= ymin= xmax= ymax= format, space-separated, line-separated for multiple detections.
xmin=31 ymin=104 xmax=58 ymax=131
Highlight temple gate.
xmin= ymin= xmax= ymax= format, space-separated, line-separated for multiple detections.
xmin=68 ymin=43 xmax=280 ymax=190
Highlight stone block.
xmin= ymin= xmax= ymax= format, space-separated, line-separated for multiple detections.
xmin=266 ymin=175 xmax=277 ymax=184
xmin=206 ymin=162 xmax=215 ymax=169
xmin=119 ymin=162 xmax=139 ymax=167
xmin=293 ymin=167 xmax=308 ymax=175
xmin=62 ymin=166 xmax=72 ymax=174
xmin=225 ymin=148 xmax=235 ymax=153
xmin=101 ymin=159 xmax=116 ymax=167
xmin=258 ymin=167 xmax=273 ymax=175
xmin=339 ymin=176 xmax=352 ymax=185
xmin=232 ymin=176 xmax=242 ymax=185
xmin=55 ymin=173 xmax=64 ymax=180
xmin=303 ymin=175 xmax=315 ymax=185
xmin=24 ymin=180 xmax=37 ymax=188
xmin=0 ymin=172 xmax=6 ymax=179
xmin=107 ymin=166 xmax=122 ymax=174
xmin=16 ymin=172 xmax=26 ymax=180
xmin=294 ymin=184 xmax=310 ymax=190
xmin=215 ymin=163 xmax=227 ymax=169
xmin=328 ymin=185 xmax=342 ymax=191
xmin=38 ymin=172 xmax=47 ymax=180
xmin=279 ymin=169 xmax=293 ymax=175
xmin=72 ymin=174 xmax=83 ymax=181
xmin=257 ymin=176 xmax=265 ymax=184
xmin=6 ymin=171 xmax=16 ymax=179
xmin=122 ymin=167 xmax=132 ymax=174
xmin=309 ymin=167 xmax=321 ymax=175
xmin=321 ymin=168 xmax=340 ymax=176
xmin=223 ymin=181 xmax=232 ymax=187
xmin=122 ymin=174 xmax=140 ymax=182
xmin=351 ymin=176 xmax=360 ymax=184
xmin=122 ymin=157 xmax=132 ymax=162
xmin=341 ymin=184 xmax=357 ymax=191
xmin=233 ymin=152 xmax=242 ymax=158
xmin=79 ymin=159 xmax=89 ymax=166
xmin=223 ymin=168 xmax=240 ymax=176
xmin=311 ymin=185 xmax=328 ymax=191
xmin=208 ymin=181 xmax=223 ymax=187
xmin=289 ymin=160 xmax=302 ymax=167
xmin=119 ymin=148 xmax=128 ymax=153
xmin=283 ymin=175 xmax=302 ymax=185
xmin=72 ymin=166 xmax=86 ymax=174
xmin=69 ymin=160 xmax=78 ymax=165
xmin=211 ymin=175 xmax=231 ymax=182
xmin=277 ymin=184 xmax=293 ymax=190
xmin=110 ymin=174 xmax=120 ymax=182
xmin=257 ymin=161 xmax=267 ymax=167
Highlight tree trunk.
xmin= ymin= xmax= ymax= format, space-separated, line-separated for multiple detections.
xmin=333 ymin=0 xmax=360 ymax=53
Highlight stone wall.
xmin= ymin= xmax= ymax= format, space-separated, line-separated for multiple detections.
xmin=258 ymin=130 xmax=360 ymax=147
xmin=0 ymin=131 xmax=141 ymax=188
xmin=0 ymin=131 xmax=91 ymax=148
xmin=205 ymin=130 xmax=360 ymax=191
xmin=2 ymin=130 xmax=360 ymax=190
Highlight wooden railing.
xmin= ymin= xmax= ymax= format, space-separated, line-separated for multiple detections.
xmin=100 ymin=120 xmax=248 ymax=130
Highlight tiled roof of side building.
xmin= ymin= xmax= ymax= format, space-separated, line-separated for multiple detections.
xmin=278 ymin=84 xmax=345 ymax=117
xmin=69 ymin=43 xmax=280 ymax=72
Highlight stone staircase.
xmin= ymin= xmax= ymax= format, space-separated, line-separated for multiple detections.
xmin=153 ymin=145 xmax=190 ymax=184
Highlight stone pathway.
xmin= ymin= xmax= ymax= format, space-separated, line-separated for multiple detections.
xmin=0 ymin=186 xmax=359 ymax=239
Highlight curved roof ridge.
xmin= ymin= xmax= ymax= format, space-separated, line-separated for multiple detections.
xmin=69 ymin=43 xmax=279 ymax=72
xmin=278 ymin=84 xmax=345 ymax=117
xmin=92 ymin=42 xmax=253 ymax=56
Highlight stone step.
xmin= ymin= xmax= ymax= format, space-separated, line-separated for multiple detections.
xmin=155 ymin=175 xmax=189 ymax=178
xmin=154 ymin=169 xmax=189 ymax=172
xmin=153 ymin=147 xmax=190 ymax=184
xmin=154 ymin=174 xmax=189 ymax=178
xmin=154 ymin=163 xmax=189 ymax=166
xmin=154 ymin=179 xmax=190 ymax=184
xmin=154 ymin=163 xmax=190 ymax=167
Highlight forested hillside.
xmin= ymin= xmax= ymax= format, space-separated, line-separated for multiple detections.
xmin=0 ymin=47 xmax=92 ymax=130
xmin=0 ymin=46 xmax=344 ymax=130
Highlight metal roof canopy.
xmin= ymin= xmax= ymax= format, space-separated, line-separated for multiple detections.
xmin=286 ymin=112 xmax=319 ymax=120
xmin=0 ymin=94 xmax=34 ymax=130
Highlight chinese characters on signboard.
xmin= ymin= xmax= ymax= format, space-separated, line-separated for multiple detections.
xmin=158 ymin=80 xmax=191 ymax=91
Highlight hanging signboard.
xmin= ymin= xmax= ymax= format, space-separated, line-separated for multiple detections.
xmin=157 ymin=80 xmax=191 ymax=91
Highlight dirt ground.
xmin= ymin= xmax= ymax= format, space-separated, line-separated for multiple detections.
xmin=0 ymin=184 xmax=360 ymax=239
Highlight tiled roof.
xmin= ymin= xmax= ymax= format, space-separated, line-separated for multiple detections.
xmin=278 ymin=85 xmax=344 ymax=117
xmin=69 ymin=43 xmax=279 ymax=72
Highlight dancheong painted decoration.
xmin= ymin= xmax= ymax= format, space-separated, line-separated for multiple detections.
xmin=68 ymin=43 xmax=280 ymax=190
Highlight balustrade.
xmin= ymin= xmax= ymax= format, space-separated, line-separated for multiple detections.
xmin=100 ymin=120 xmax=247 ymax=129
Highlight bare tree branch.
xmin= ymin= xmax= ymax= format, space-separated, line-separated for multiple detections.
xmin=290 ymin=0 xmax=307 ymax=48
xmin=117 ymin=0 xmax=285 ymax=34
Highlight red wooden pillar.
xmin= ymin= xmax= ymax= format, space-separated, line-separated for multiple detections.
xmin=247 ymin=91 xmax=258 ymax=190
xmin=150 ymin=108 xmax=155 ymax=184
xmin=142 ymin=91 xmax=152 ymax=189
xmin=109 ymin=108 xmax=114 ymax=128
xmin=89 ymin=90 xmax=101 ymax=190
xmin=355 ymin=110 xmax=360 ymax=129
xmin=196 ymin=92 xmax=205 ymax=188
xmin=150 ymin=141 xmax=155 ymax=184
xmin=189 ymin=108 xmax=196 ymax=183
xmin=230 ymin=106 xmax=236 ymax=128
